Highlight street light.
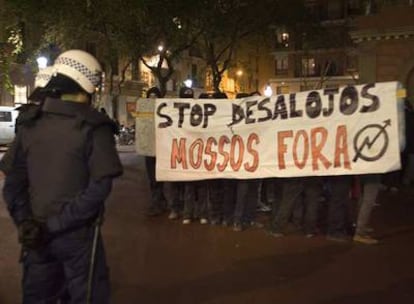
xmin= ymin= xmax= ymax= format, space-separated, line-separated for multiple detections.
xmin=36 ymin=56 xmax=48 ymax=69
xmin=264 ymin=85 xmax=273 ymax=97
xmin=235 ymin=70 xmax=243 ymax=94
xmin=184 ymin=79 xmax=193 ymax=88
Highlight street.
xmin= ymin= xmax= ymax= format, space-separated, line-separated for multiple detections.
xmin=1 ymin=146 xmax=414 ymax=304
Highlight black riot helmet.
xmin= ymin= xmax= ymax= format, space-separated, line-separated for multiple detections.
xmin=212 ymin=92 xmax=228 ymax=99
xmin=28 ymin=66 xmax=55 ymax=102
xmin=146 ymin=87 xmax=162 ymax=98
xmin=179 ymin=87 xmax=194 ymax=98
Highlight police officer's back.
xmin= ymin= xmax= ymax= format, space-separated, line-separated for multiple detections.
xmin=1 ymin=49 xmax=122 ymax=303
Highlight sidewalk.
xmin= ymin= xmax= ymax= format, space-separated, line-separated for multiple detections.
xmin=117 ymin=144 xmax=136 ymax=153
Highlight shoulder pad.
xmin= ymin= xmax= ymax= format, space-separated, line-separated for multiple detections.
xmin=15 ymin=104 xmax=42 ymax=126
xmin=81 ymin=109 xmax=119 ymax=135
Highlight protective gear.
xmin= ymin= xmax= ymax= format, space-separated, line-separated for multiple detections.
xmin=28 ymin=66 xmax=54 ymax=101
xmin=179 ymin=87 xmax=194 ymax=98
xmin=146 ymin=87 xmax=162 ymax=98
xmin=18 ymin=219 xmax=49 ymax=249
xmin=15 ymin=104 xmax=42 ymax=127
xmin=16 ymin=98 xmax=121 ymax=221
xmin=87 ymin=209 xmax=104 ymax=304
xmin=34 ymin=66 xmax=54 ymax=89
xmin=53 ymin=49 xmax=102 ymax=94
xmin=213 ymin=91 xmax=228 ymax=99
xmin=2 ymin=78 xmax=120 ymax=302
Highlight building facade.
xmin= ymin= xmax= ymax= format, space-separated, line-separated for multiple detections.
xmin=266 ymin=0 xmax=414 ymax=97
xmin=266 ymin=0 xmax=361 ymax=95
xmin=350 ymin=1 xmax=414 ymax=102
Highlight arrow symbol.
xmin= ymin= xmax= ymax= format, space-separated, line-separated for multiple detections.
xmin=353 ymin=120 xmax=391 ymax=162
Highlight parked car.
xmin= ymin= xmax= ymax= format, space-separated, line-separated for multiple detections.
xmin=0 ymin=106 xmax=18 ymax=146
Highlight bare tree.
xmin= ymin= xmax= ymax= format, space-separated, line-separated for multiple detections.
xmin=193 ymin=0 xmax=305 ymax=93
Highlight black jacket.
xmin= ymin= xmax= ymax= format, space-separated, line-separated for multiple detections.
xmin=1 ymin=98 xmax=122 ymax=234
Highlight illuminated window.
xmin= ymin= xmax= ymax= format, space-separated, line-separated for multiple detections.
xmin=301 ymin=58 xmax=316 ymax=76
xmin=275 ymin=58 xmax=288 ymax=75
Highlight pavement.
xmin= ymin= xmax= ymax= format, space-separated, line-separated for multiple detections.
xmin=1 ymin=145 xmax=414 ymax=303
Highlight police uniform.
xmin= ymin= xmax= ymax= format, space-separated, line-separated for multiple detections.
xmin=2 ymin=97 xmax=122 ymax=303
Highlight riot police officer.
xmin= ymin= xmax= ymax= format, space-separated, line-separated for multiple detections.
xmin=1 ymin=49 xmax=123 ymax=303
xmin=29 ymin=65 xmax=55 ymax=104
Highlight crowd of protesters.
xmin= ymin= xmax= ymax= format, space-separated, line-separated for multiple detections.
xmin=142 ymin=87 xmax=414 ymax=246
xmin=146 ymin=168 xmax=412 ymax=246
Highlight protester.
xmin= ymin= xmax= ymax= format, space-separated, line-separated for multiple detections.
xmin=325 ymin=176 xmax=353 ymax=242
xmin=257 ymin=179 xmax=273 ymax=213
xmin=233 ymin=178 xmax=264 ymax=231
xmin=221 ymin=179 xmax=238 ymax=226
xmin=141 ymin=83 xmax=396 ymax=245
xmin=182 ymin=180 xmax=209 ymax=225
xmin=353 ymin=174 xmax=381 ymax=244
xmin=168 ymin=87 xmax=193 ymax=222
xmin=248 ymin=91 xmax=272 ymax=214
xmin=145 ymin=87 xmax=168 ymax=216
xmin=402 ymin=99 xmax=414 ymax=186
xmin=196 ymin=91 xmax=228 ymax=225
xmin=231 ymin=90 xmax=266 ymax=228
xmin=382 ymin=171 xmax=401 ymax=192
xmin=270 ymin=177 xmax=323 ymax=238
xmin=1 ymin=49 xmax=123 ymax=303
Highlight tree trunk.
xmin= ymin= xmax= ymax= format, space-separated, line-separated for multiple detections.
xmin=131 ymin=56 xmax=139 ymax=80
xmin=158 ymin=78 xmax=168 ymax=97
xmin=111 ymin=94 xmax=118 ymax=120
xmin=213 ymin=72 xmax=222 ymax=93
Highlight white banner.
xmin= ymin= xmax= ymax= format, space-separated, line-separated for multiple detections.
xmin=152 ymin=82 xmax=404 ymax=181
xmin=135 ymin=98 xmax=156 ymax=156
